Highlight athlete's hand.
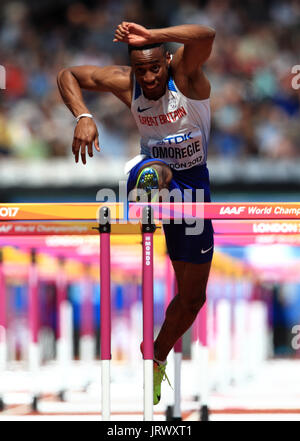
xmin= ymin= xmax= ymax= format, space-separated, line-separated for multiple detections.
xmin=72 ymin=117 xmax=100 ymax=164
xmin=113 ymin=22 xmax=152 ymax=46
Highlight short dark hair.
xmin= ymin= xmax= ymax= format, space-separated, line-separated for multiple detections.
xmin=128 ymin=42 xmax=166 ymax=55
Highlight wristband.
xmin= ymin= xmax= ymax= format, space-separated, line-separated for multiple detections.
xmin=76 ymin=113 xmax=93 ymax=123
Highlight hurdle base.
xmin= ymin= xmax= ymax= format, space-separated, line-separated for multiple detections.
xmin=82 ymin=380 xmax=91 ymax=393
xmin=166 ymin=405 xmax=182 ymax=421
xmin=58 ymin=389 xmax=66 ymax=402
xmin=200 ymin=404 xmax=209 ymax=421
xmin=31 ymin=394 xmax=40 ymax=412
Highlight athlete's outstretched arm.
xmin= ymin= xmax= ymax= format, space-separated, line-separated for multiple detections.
xmin=57 ymin=65 xmax=131 ymax=164
xmin=113 ymin=22 xmax=215 ymax=75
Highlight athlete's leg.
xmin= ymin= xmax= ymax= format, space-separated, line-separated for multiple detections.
xmin=129 ymin=158 xmax=211 ymax=361
xmin=154 ymin=260 xmax=211 ymax=362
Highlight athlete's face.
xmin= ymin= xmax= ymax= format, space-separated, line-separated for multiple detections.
xmin=130 ymin=47 xmax=171 ymax=100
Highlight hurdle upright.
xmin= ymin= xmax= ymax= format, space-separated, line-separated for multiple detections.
xmin=98 ymin=207 xmax=111 ymax=421
xmin=1 ymin=201 xmax=300 ymax=421
xmin=173 ymin=280 xmax=182 ymax=421
xmin=141 ymin=206 xmax=156 ymax=421
xmin=98 ymin=205 xmax=156 ymax=421
xmin=28 ymin=249 xmax=40 ymax=411
xmin=0 ymin=249 xmax=6 ymax=411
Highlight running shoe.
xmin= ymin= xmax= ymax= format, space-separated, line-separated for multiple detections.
xmin=140 ymin=342 xmax=171 ymax=405
xmin=136 ymin=167 xmax=159 ymax=202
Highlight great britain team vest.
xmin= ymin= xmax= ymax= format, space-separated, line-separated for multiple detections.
xmin=129 ymin=73 xmax=211 ymax=172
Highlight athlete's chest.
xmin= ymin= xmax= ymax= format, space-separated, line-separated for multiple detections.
xmin=132 ymin=90 xmax=188 ymax=130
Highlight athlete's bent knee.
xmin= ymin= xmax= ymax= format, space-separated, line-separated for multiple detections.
xmin=159 ymin=164 xmax=173 ymax=189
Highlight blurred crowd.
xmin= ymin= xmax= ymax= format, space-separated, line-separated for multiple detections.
xmin=0 ymin=0 xmax=299 ymax=162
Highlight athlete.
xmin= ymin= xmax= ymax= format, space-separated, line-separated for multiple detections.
xmin=57 ymin=22 xmax=216 ymax=405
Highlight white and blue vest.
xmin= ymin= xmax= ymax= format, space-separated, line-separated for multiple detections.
xmin=127 ymin=73 xmax=211 ymax=173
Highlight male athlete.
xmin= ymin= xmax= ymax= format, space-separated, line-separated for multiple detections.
xmin=57 ymin=22 xmax=215 ymax=405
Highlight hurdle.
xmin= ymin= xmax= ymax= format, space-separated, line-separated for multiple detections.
xmin=28 ymin=249 xmax=40 ymax=411
xmin=141 ymin=206 xmax=156 ymax=421
xmin=79 ymin=264 xmax=95 ymax=366
xmin=197 ymin=300 xmax=210 ymax=421
xmin=1 ymin=201 xmax=300 ymax=420
xmin=165 ymin=271 xmax=183 ymax=421
xmin=0 ymin=249 xmax=5 ymax=411
xmin=98 ymin=206 xmax=111 ymax=421
xmin=173 ymin=337 xmax=182 ymax=421
xmin=96 ymin=205 xmax=156 ymax=421
xmin=56 ymin=257 xmax=71 ymax=402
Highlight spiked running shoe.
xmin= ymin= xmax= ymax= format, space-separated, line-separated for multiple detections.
xmin=140 ymin=342 xmax=171 ymax=405
xmin=136 ymin=167 xmax=159 ymax=202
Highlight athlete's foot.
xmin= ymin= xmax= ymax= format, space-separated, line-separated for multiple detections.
xmin=153 ymin=360 xmax=170 ymax=405
xmin=136 ymin=167 xmax=159 ymax=202
xmin=140 ymin=342 xmax=171 ymax=405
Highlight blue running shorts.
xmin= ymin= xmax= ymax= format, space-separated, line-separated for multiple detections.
xmin=127 ymin=157 xmax=214 ymax=264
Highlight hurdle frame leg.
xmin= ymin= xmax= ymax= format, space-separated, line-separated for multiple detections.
xmin=199 ymin=344 xmax=210 ymax=421
xmin=28 ymin=249 xmax=40 ymax=411
xmin=142 ymin=206 xmax=156 ymax=421
xmin=168 ymin=276 xmax=182 ymax=421
xmin=173 ymin=338 xmax=182 ymax=420
xmin=56 ymin=258 xmax=70 ymax=401
xmin=144 ymin=360 xmax=153 ymax=420
xmin=173 ymin=276 xmax=182 ymax=420
xmin=57 ymin=300 xmax=73 ymax=401
xmin=99 ymin=207 xmax=111 ymax=421
xmin=0 ymin=249 xmax=6 ymax=411
xmin=198 ymin=301 xmax=210 ymax=421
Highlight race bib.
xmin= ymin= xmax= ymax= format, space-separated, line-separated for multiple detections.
xmin=146 ymin=129 xmax=205 ymax=170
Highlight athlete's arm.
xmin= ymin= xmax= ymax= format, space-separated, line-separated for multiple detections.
xmin=114 ymin=22 xmax=215 ymax=99
xmin=57 ymin=65 xmax=132 ymax=164
xmin=151 ymin=25 xmax=215 ymax=71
